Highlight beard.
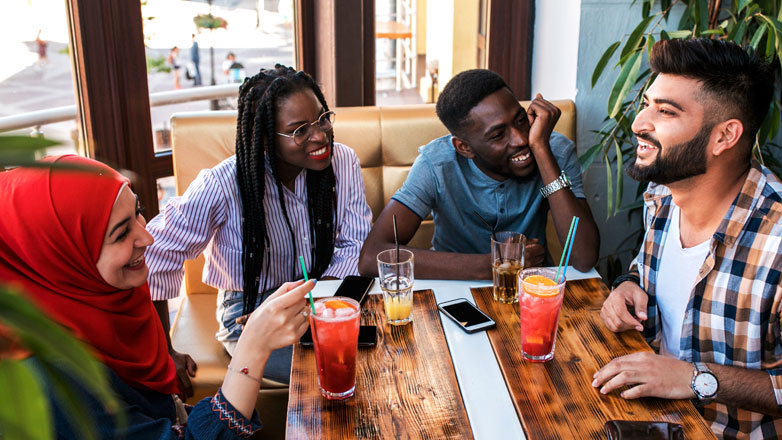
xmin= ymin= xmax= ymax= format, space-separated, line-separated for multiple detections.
xmin=625 ymin=122 xmax=713 ymax=185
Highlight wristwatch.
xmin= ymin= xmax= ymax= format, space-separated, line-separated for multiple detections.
xmin=540 ymin=170 xmax=572 ymax=198
xmin=690 ymin=362 xmax=719 ymax=405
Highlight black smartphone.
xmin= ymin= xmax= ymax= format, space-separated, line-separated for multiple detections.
xmin=437 ymin=299 xmax=496 ymax=333
xmin=300 ymin=325 xmax=377 ymax=347
xmin=333 ymin=275 xmax=375 ymax=305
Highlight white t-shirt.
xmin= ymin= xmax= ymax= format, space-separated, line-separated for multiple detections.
xmin=655 ymin=205 xmax=710 ymax=358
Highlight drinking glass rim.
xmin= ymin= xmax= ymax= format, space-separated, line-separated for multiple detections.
xmin=519 ymin=267 xmax=566 ymax=287
xmin=377 ymin=248 xmax=414 ymax=264
xmin=491 ymin=231 xmax=525 ymax=244
xmin=310 ymin=296 xmax=361 ymax=322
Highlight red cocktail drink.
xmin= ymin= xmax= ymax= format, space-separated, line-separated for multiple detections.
xmin=519 ymin=268 xmax=566 ymax=362
xmin=310 ymin=297 xmax=360 ymax=399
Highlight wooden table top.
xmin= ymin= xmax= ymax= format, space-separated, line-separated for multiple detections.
xmin=471 ymin=278 xmax=716 ymax=439
xmin=286 ymin=289 xmax=473 ymax=439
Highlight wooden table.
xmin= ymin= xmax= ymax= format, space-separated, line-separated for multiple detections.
xmin=286 ymin=290 xmax=473 ymax=439
xmin=472 ymin=278 xmax=716 ymax=439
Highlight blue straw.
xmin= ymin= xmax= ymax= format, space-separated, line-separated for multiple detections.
xmin=559 ymin=217 xmax=580 ymax=283
xmin=555 ymin=217 xmax=577 ymax=282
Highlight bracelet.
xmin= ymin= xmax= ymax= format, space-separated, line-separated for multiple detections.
xmin=227 ymin=365 xmax=262 ymax=385
xmin=611 ymin=273 xmax=641 ymax=290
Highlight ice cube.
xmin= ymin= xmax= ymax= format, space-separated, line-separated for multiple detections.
xmin=322 ymin=308 xmax=335 ymax=318
xmin=334 ymin=307 xmax=354 ymax=317
xmin=314 ymin=302 xmax=325 ymax=314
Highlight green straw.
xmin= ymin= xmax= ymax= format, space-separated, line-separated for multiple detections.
xmin=299 ymin=256 xmax=316 ymax=314
xmin=555 ymin=217 xmax=577 ymax=283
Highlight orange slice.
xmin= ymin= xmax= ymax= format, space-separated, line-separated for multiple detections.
xmin=523 ymin=275 xmax=560 ymax=297
xmin=324 ymin=299 xmax=354 ymax=310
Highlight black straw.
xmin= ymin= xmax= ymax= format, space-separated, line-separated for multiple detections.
xmin=393 ymin=215 xmax=400 ymax=286
xmin=473 ymin=210 xmax=502 ymax=261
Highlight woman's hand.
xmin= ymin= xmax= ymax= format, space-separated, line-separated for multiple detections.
xmin=169 ymin=348 xmax=197 ymax=398
xmin=237 ymin=280 xmax=313 ymax=360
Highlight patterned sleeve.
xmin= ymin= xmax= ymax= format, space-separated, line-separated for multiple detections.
xmin=146 ymin=167 xmax=228 ymax=300
xmin=184 ymin=389 xmax=263 ymax=439
xmin=322 ymin=146 xmax=373 ymax=279
xmin=768 ymin=282 xmax=782 ymax=410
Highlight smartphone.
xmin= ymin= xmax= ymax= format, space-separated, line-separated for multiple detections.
xmin=333 ymin=275 xmax=375 ymax=305
xmin=437 ymin=299 xmax=496 ymax=333
xmin=300 ymin=325 xmax=377 ymax=347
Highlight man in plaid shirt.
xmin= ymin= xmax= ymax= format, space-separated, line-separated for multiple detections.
xmin=593 ymin=38 xmax=782 ymax=438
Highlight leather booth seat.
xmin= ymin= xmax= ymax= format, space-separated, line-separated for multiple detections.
xmin=168 ymin=100 xmax=576 ymax=436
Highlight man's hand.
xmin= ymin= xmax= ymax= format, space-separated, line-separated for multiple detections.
xmin=526 ymin=94 xmax=561 ymax=151
xmin=525 ymin=238 xmax=545 ymax=268
xmin=592 ymin=352 xmax=695 ymax=400
xmin=600 ymin=281 xmax=648 ymax=332
xmin=170 ymin=348 xmax=197 ymax=399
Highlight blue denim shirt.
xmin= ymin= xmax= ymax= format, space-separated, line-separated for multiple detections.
xmin=392 ymin=133 xmax=584 ymax=253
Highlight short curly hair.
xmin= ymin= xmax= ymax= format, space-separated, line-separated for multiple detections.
xmin=436 ymin=69 xmax=510 ymax=137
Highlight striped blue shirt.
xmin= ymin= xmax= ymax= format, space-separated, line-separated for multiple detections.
xmin=145 ymin=143 xmax=372 ymax=300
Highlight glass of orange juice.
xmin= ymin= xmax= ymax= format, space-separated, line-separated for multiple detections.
xmin=377 ymin=249 xmax=414 ymax=325
xmin=519 ymin=267 xmax=566 ymax=362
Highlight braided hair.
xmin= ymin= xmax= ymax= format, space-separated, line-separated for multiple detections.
xmin=235 ymin=64 xmax=337 ymax=315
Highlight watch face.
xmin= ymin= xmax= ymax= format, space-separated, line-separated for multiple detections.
xmin=695 ymin=373 xmax=718 ymax=397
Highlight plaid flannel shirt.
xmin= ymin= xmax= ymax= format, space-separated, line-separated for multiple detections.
xmin=629 ymin=161 xmax=782 ymax=439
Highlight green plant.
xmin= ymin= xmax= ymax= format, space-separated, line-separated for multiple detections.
xmin=146 ymin=54 xmax=171 ymax=74
xmin=194 ymin=13 xmax=228 ymax=30
xmin=582 ymin=0 xmax=782 ymax=218
xmin=0 ymin=137 xmax=123 ymax=439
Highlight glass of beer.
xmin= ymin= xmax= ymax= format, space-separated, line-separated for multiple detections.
xmin=377 ymin=249 xmax=414 ymax=325
xmin=519 ymin=267 xmax=566 ymax=362
xmin=491 ymin=232 xmax=525 ymax=303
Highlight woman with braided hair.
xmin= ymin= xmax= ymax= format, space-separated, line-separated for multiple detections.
xmin=145 ymin=65 xmax=372 ymax=389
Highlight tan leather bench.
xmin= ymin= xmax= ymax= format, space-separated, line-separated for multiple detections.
xmin=168 ymin=100 xmax=576 ymax=435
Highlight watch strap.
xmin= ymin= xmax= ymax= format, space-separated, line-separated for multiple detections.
xmin=611 ymin=273 xmax=641 ymax=290
xmin=539 ymin=171 xmax=572 ymax=198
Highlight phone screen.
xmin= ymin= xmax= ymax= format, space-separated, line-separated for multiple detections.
xmin=300 ymin=325 xmax=377 ymax=347
xmin=333 ymin=275 xmax=374 ymax=304
xmin=440 ymin=301 xmax=493 ymax=327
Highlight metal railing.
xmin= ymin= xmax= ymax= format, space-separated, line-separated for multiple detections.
xmin=0 ymin=83 xmax=240 ymax=134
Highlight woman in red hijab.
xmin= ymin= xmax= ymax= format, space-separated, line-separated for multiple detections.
xmin=0 ymin=155 xmax=311 ymax=439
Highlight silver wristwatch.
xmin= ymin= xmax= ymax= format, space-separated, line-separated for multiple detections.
xmin=539 ymin=170 xmax=572 ymax=198
xmin=690 ymin=362 xmax=719 ymax=405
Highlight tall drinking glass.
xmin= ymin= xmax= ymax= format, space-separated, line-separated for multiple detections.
xmin=310 ymin=297 xmax=360 ymax=399
xmin=519 ymin=267 xmax=566 ymax=362
xmin=377 ymin=249 xmax=414 ymax=325
xmin=492 ymin=231 xmax=525 ymax=303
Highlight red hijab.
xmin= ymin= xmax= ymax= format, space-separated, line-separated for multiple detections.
xmin=0 ymin=155 xmax=178 ymax=395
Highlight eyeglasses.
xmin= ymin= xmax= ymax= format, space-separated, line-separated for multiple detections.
xmin=276 ymin=111 xmax=336 ymax=146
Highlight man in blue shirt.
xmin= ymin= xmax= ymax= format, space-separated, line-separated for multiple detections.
xmin=359 ymin=69 xmax=599 ymax=279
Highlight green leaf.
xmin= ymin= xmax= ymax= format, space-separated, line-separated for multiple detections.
xmin=605 ymin=157 xmax=615 ymax=219
xmin=614 ymin=139 xmax=624 ymax=216
xmin=621 ymin=15 xmax=655 ymax=61
xmin=0 ymin=288 xmax=123 ymax=434
xmin=666 ymin=30 xmax=693 ymax=38
xmin=738 ymin=0 xmax=753 ymax=13
xmin=579 ymin=143 xmax=604 ymax=170
xmin=0 ymin=360 xmax=52 ymax=440
xmin=660 ymin=29 xmax=670 ymax=40
xmin=751 ymin=24 xmax=769 ymax=49
xmin=700 ymin=28 xmax=725 ymax=35
xmin=766 ymin=22 xmax=778 ymax=58
xmin=646 ymin=34 xmax=656 ymax=59
xmin=661 ymin=0 xmax=672 ymax=20
xmin=608 ymin=51 xmax=643 ymax=118
xmin=642 ymin=0 xmax=651 ymax=19
xmin=592 ymin=41 xmax=621 ymax=88
xmin=727 ymin=18 xmax=749 ymax=43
